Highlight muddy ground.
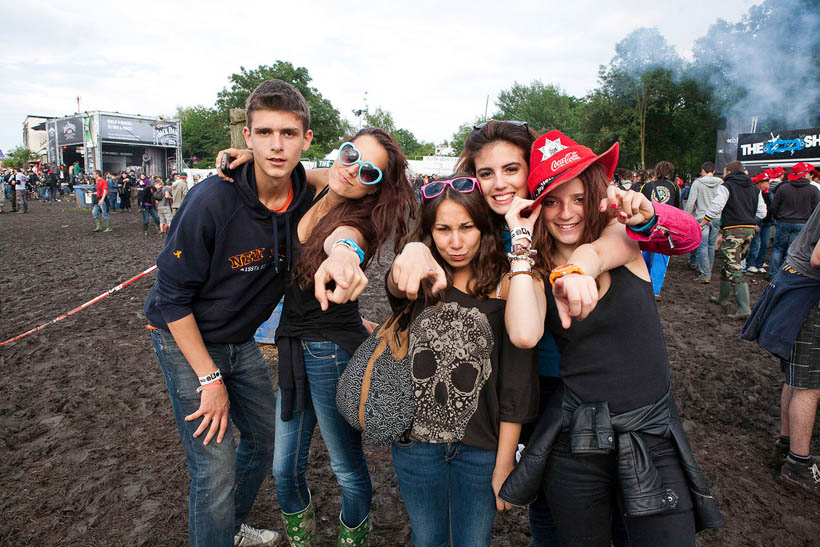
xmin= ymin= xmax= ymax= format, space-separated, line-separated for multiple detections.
xmin=1 ymin=198 xmax=818 ymax=546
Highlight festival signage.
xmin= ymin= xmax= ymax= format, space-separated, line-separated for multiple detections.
xmin=47 ymin=121 xmax=58 ymax=163
xmin=56 ymin=116 xmax=84 ymax=146
xmin=737 ymin=128 xmax=820 ymax=164
xmin=99 ymin=115 xmax=180 ymax=147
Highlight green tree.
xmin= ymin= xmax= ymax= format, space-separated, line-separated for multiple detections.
xmin=215 ymin=61 xmax=346 ymax=157
xmin=449 ymin=118 xmax=488 ymax=157
xmin=2 ymin=146 xmax=36 ymax=169
xmin=363 ymin=107 xmax=434 ymax=158
xmin=495 ymin=81 xmax=581 ymax=135
xmin=601 ymin=28 xmax=683 ymax=169
xmin=363 ymin=107 xmax=397 ymax=134
xmin=177 ymin=105 xmax=230 ymax=168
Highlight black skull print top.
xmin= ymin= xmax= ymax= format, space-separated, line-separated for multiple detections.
xmin=389 ymin=286 xmax=539 ymax=451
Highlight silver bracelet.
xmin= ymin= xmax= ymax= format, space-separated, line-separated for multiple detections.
xmin=511 ymin=261 xmax=532 ymax=274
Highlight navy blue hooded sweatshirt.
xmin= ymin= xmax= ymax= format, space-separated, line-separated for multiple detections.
xmin=144 ymin=161 xmax=311 ymax=343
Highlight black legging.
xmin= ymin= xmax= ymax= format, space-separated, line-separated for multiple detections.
xmin=544 ymin=432 xmax=696 ymax=547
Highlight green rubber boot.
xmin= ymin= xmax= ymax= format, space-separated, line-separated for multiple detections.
xmin=729 ymin=282 xmax=751 ymax=320
xmin=282 ymin=502 xmax=315 ymax=547
xmin=93 ymin=218 xmax=102 ymax=232
xmin=710 ymin=280 xmax=731 ymax=310
xmin=104 ymin=220 xmax=113 ymax=232
xmin=338 ymin=513 xmax=372 ymax=546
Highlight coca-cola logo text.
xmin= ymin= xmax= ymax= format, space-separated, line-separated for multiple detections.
xmin=551 ymin=151 xmax=580 ymax=171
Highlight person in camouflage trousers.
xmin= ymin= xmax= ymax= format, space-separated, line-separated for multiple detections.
xmin=702 ymin=161 xmax=768 ymax=319
xmin=721 ymin=227 xmax=756 ymax=284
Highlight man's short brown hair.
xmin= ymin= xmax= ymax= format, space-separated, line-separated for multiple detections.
xmin=245 ymin=79 xmax=310 ymax=132
xmin=726 ymin=161 xmax=745 ymax=174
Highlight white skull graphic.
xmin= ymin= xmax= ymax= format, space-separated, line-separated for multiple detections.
xmin=408 ymin=302 xmax=493 ymax=442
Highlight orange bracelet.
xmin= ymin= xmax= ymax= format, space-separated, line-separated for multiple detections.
xmin=196 ymin=379 xmax=224 ymax=393
xmin=548 ymin=264 xmax=585 ymax=286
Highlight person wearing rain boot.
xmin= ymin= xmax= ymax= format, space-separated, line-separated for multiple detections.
xmin=91 ymin=170 xmax=112 ymax=233
xmin=701 ymin=161 xmax=767 ymax=319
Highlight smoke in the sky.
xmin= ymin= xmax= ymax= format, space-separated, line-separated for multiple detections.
xmin=692 ymin=0 xmax=820 ymax=128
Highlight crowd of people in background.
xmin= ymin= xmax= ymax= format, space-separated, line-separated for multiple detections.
xmin=1 ymin=163 xmax=204 ymax=236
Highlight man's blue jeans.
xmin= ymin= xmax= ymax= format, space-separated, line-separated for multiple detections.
xmin=92 ymin=199 xmax=110 ymax=221
xmin=142 ymin=207 xmax=160 ymax=229
xmin=746 ymin=222 xmax=772 ymax=269
xmin=152 ymin=329 xmax=276 ymax=547
xmin=272 ymin=341 xmax=371 ymax=528
xmin=769 ymin=222 xmax=805 ymax=276
xmin=392 ymin=440 xmax=497 ymax=547
xmin=695 ymin=219 xmax=721 ymax=278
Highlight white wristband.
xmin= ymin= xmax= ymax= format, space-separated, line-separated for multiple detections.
xmin=198 ymin=369 xmax=222 ymax=386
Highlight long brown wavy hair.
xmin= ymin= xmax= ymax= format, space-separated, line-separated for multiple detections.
xmin=456 ymin=120 xmax=540 ymax=176
xmin=404 ymin=174 xmax=507 ymax=301
xmin=294 ymin=128 xmax=415 ymax=289
xmin=532 ymin=163 xmax=614 ymax=272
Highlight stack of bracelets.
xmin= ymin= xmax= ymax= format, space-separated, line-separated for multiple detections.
xmin=507 ymin=226 xmax=537 ymax=278
xmin=197 ymin=369 xmax=224 ymax=393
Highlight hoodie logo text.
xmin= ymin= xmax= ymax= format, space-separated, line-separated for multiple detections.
xmin=228 ymin=248 xmax=267 ymax=270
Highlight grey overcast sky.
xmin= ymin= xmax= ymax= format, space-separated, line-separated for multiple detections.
xmin=1 ymin=0 xmax=756 ymax=154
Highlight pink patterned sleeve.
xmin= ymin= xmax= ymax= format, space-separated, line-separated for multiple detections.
xmin=627 ymin=202 xmax=702 ymax=255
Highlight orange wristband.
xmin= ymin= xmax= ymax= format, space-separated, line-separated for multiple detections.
xmin=549 ymin=264 xmax=585 ymax=286
xmin=196 ymin=379 xmax=224 ymax=393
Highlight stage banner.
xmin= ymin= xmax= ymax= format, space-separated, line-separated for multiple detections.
xmin=56 ymin=116 xmax=84 ymax=146
xmin=737 ymin=128 xmax=820 ymax=164
xmin=47 ymin=121 xmax=58 ymax=163
xmin=99 ymin=115 xmax=180 ymax=147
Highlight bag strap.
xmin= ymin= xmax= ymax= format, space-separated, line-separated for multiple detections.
xmin=358 ymin=336 xmax=388 ymax=429
xmin=357 ymin=304 xmax=413 ymax=429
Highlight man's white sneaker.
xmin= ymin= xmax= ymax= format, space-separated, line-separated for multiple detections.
xmin=747 ymin=266 xmax=759 ymax=273
xmin=235 ymin=523 xmax=281 ymax=546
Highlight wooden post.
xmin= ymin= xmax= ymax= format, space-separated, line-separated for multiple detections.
xmin=229 ymin=109 xmax=246 ymax=149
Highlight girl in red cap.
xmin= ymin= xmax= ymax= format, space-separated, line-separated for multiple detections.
xmin=499 ymin=131 xmax=725 ymax=547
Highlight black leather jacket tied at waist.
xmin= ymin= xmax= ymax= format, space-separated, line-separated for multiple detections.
xmin=499 ymin=385 xmax=725 ymax=532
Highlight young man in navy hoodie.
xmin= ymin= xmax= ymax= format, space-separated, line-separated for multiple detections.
xmin=144 ymin=80 xmax=323 ymax=547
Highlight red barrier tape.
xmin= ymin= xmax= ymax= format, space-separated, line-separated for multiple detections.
xmin=0 ymin=265 xmax=158 ymax=347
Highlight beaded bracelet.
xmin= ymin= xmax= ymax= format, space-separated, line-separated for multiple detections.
xmin=548 ymin=264 xmax=585 ymax=286
xmin=508 ymin=255 xmax=535 ymax=267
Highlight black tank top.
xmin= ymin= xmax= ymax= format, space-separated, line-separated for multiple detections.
xmin=546 ymin=266 xmax=669 ymax=413
xmin=275 ymin=186 xmax=368 ymax=356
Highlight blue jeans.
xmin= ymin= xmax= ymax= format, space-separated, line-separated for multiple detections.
xmin=392 ymin=440 xmax=497 ymax=547
xmin=142 ymin=207 xmax=160 ymax=228
xmin=769 ymin=222 xmax=805 ymax=276
xmin=151 ymin=329 xmax=276 ymax=547
xmin=641 ymin=252 xmax=670 ymax=296
xmin=695 ymin=219 xmax=721 ymax=278
xmin=272 ymin=341 xmax=371 ymax=527
xmin=746 ymin=222 xmax=771 ymax=269
xmin=92 ymin=199 xmax=110 ymax=220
